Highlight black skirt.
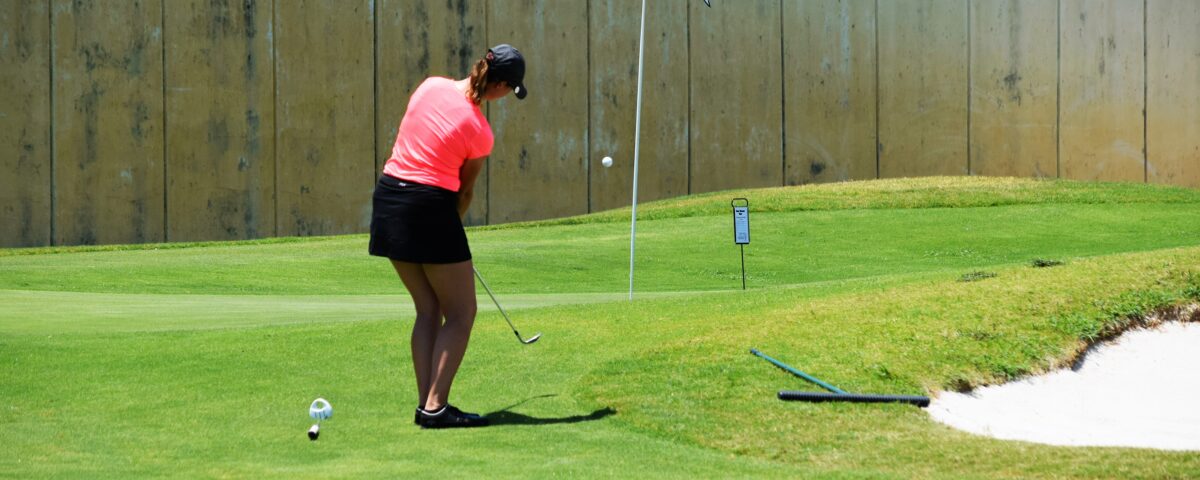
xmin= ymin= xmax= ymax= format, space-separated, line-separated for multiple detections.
xmin=369 ymin=175 xmax=471 ymax=264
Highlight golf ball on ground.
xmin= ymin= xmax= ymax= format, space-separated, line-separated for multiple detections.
xmin=602 ymin=156 xmax=613 ymax=168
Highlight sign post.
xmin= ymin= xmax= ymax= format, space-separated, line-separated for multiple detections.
xmin=732 ymin=198 xmax=750 ymax=290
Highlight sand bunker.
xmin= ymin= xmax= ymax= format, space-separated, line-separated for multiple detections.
xmin=928 ymin=315 xmax=1200 ymax=451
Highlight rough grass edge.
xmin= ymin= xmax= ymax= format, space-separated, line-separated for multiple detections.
xmin=1066 ymin=303 xmax=1200 ymax=371
xmin=475 ymin=177 xmax=1200 ymax=232
xmin=1031 ymin=281 xmax=1200 ymax=383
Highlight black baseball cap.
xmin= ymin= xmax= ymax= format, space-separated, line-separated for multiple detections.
xmin=487 ymin=44 xmax=528 ymax=99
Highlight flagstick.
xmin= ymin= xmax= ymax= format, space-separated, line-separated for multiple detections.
xmin=628 ymin=0 xmax=647 ymax=301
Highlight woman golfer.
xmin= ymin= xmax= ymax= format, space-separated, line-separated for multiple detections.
xmin=370 ymin=44 xmax=527 ymax=429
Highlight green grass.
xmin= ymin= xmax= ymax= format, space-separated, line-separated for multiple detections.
xmin=3 ymin=176 xmax=1200 ymax=478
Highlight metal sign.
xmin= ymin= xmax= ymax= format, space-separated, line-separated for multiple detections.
xmin=731 ymin=198 xmax=749 ymax=290
xmin=732 ymin=199 xmax=750 ymax=244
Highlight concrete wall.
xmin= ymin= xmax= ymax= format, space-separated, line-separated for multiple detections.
xmin=274 ymin=1 xmax=375 ymax=237
xmin=969 ymin=0 xmax=1058 ymax=178
xmin=164 ymin=0 xmax=274 ymax=241
xmin=878 ymin=0 xmax=969 ymax=178
xmin=1059 ymin=0 xmax=1145 ymax=182
xmin=487 ymin=0 xmax=590 ymax=224
xmin=1146 ymin=0 xmax=1200 ymax=188
xmin=785 ymin=0 xmax=876 ymax=184
xmin=590 ymin=0 xmax=689 ymax=211
xmin=690 ymin=0 xmax=784 ymax=193
xmin=51 ymin=0 xmax=165 ymax=246
xmin=1 ymin=0 xmax=51 ymax=246
xmin=3 ymin=0 xmax=1199 ymax=247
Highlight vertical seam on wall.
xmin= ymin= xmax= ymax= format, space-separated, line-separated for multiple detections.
xmin=272 ymin=0 xmax=279 ymax=236
xmin=1142 ymin=0 xmax=1148 ymax=183
xmin=49 ymin=1 xmax=56 ymax=245
xmin=161 ymin=0 xmax=169 ymax=242
xmin=966 ymin=1 xmax=971 ymax=176
xmin=874 ymin=0 xmax=880 ymax=179
xmin=1055 ymin=0 xmax=1061 ymax=179
xmin=373 ymin=0 xmax=378 ymax=187
xmin=686 ymin=2 xmax=692 ymax=195
xmin=779 ymin=0 xmax=786 ymax=185
xmin=586 ymin=0 xmax=591 ymax=213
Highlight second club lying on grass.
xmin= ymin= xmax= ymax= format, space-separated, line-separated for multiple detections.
xmin=473 ymin=267 xmax=541 ymax=345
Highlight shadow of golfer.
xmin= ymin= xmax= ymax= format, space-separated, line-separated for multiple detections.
xmin=484 ymin=406 xmax=617 ymax=426
xmin=482 ymin=395 xmax=617 ymax=426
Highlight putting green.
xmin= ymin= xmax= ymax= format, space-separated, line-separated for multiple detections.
xmin=0 ymin=289 xmax=708 ymax=335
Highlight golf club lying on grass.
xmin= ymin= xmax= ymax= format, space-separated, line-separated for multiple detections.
xmin=750 ymin=348 xmax=929 ymax=407
xmin=474 ymin=267 xmax=541 ymax=345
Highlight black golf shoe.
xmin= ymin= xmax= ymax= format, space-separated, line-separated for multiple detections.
xmin=417 ymin=404 xmax=489 ymax=429
xmin=414 ymin=406 xmax=421 ymax=425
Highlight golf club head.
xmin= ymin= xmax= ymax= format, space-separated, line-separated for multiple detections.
xmin=521 ymin=332 xmax=542 ymax=344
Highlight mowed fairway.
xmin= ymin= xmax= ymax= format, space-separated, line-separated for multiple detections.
xmin=3 ymin=177 xmax=1200 ymax=478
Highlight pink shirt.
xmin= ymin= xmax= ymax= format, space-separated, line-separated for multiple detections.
xmin=383 ymin=77 xmax=494 ymax=192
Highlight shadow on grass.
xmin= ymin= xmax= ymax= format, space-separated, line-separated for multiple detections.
xmin=484 ymin=394 xmax=617 ymax=426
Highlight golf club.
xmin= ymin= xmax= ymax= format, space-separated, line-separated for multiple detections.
xmin=473 ymin=267 xmax=541 ymax=345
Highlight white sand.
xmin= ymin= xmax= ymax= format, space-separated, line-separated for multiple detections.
xmin=927 ymin=321 xmax=1200 ymax=451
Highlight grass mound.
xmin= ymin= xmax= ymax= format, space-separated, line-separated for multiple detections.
xmin=483 ymin=176 xmax=1200 ymax=229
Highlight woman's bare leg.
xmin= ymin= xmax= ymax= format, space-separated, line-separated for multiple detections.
xmin=391 ymin=260 xmax=442 ymax=408
xmin=418 ymin=260 xmax=477 ymax=410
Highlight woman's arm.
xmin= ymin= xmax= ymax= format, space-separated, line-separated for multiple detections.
xmin=457 ymin=157 xmax=487 ymax=219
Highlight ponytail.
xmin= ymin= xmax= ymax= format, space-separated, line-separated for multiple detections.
xmin=467 ymin=58 xmax=489 ymax=105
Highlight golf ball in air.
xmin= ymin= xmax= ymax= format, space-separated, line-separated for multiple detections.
xmin=602 ymin=156 xmax=613 ymax=168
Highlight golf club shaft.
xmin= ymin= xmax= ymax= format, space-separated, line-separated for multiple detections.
xmin=750 ymin=348 xmax=848 ymax=394
xmin=472 ymin=267 xmax=524 ymax=341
